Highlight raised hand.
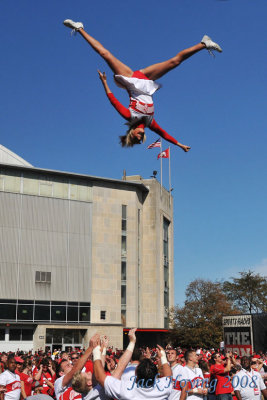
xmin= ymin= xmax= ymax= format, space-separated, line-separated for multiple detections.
xmin=128 ymin=328 xmax=137 ymax=343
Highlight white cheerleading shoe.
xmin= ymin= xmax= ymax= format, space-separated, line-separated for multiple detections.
xmin=201 ymin=35 xmax=222 ymax=56
xmin=63 ymin=19 xmax=84 ymax=33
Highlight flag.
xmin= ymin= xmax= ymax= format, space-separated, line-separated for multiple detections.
xmin=147 ymin=139 xmax=161 ymax=149
xmin=157 ymin=148 xmax=169 ymax=159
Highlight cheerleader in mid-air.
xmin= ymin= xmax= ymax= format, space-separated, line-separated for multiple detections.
xmin=63 ymin=19 xmax=222 ymax=152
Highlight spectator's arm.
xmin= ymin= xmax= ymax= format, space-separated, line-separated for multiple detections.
xmin=156 ymin=345 xmax=172 ymax=377
xmin=223 ymin=357 xmax=232 ymax=373
xmin=20 ymin=381 xmax=27 ymax=399
xmin=234 ymin=390 xmax=242 ymax=400
xmin=93 ymin=352 xmax=107 ymax=387
xmin=180 ymin=382 xmax=189 ymax=400
xmin=112 ymin=328 xmax=136 ymax=379
xmin=62 ymin=334 xmax=98 ymax=387
xmin=33 ymin=366 xmax=42 ymax=381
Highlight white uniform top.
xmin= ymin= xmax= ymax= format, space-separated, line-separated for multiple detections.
xmin=0 ymin=370 xmax=21 ymax=400
xmin=235 ymin=369 xmax=266 ymax=400
xmin=169 ymin=364 xmax=186 ymax=400
xmin=121 ymin=363 xmax=138 ymax=384
xmin=83 ymin=385 xmax=108 ymax=400
xmin=54 ymin=376 xmax=76 ymax=400
xmin=104 ymin=374 xmax=172 ymax=400
xmin=114 ymin=75 xmax=160 ymax=105
xmin=183 ymin=366 xmax=204 ymax=400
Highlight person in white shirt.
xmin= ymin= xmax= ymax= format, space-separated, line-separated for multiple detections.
xmin=92 ymin=336 xmax=172 ymax=400
xmin=167 ymin=349 xmax=187 ymax=400
xmin=72 ymin=328 xmax=137 ymax=398
xmin=181 ymin=351 xmax=207 ymax=400
xmin=234 ymin=356 xmax=267 ymax=400
xmin=0 ymin=356 xmax=21 ymax=400
xmin=54 ymin=334 xmax=99 ymax=400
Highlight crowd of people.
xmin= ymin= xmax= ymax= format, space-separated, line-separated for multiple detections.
xmin=0 ymin=331 xmax=266 ymax=400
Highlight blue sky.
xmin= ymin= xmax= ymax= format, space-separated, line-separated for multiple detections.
xmin=1 ymin=0 xmax=267 ymax=305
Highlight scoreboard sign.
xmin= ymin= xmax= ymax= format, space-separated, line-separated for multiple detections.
xmin=223 ymin=315 xmax=253 ymax=356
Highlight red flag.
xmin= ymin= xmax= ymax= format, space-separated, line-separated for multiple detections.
xmin=157 ymin=148 xmax=169 ymax=159
xmin=147 ymin=139 xmax=161 ymax=149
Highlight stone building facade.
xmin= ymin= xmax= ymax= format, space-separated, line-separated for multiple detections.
xmin=0 ymin=145 xmax=173 ymax=351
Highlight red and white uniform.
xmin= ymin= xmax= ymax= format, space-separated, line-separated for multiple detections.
xmin=184 ymin=366 xmax=205 ymax=400
xmin=107 ymin=71 xmax=179 ymax=146
xmin=54 ymin=376 xmax=81 ymax=400
xmin=169 ymin=364 xmax=187 ymax=400
xmin=114 ymin=70 xmax=159 ymax=126
xmin=39 ymin=372 xmax=54 ymax=395
xmin=0 ymin=370 xmax=21 ymax=400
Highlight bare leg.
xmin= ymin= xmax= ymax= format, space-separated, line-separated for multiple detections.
xmin=140 ymin=43 xmax=205 ymax=81
xmin=78 ymin=29 xmax=133 ymax=77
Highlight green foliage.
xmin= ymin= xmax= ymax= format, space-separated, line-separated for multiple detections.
xmin=223 ymin=270 xmax=267 ymax=314
xmin=169 ymin=279 xmax=236 ymax=348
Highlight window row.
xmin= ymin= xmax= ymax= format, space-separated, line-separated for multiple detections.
xmin=0 ymin=300 xmax=90 ymax=323
xmin=0 ymin=328 xmax=34 ymax=341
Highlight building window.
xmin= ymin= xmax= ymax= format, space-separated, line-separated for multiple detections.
xmin=0 ymin=300 xmax=16 ymax=320
xmin=9 ymin=328 xmax=33 ymax=341
xmin=121 ymin=285 xmax=126 ymax=306
xmin=34 ymin=302 xmax=50 ymax=321
xmin=51 ymin=302 xmax=66 ymax=322
xmin=17 ymin=303 xmax=34 ymax=321
xmin=121 ymin=205 xmax=127 ymax=325
xmin=121 ymin=259 xmax=126 ymax=281
xmin=0 ymin=299 xmax=90 ymax=324
xmin=35 ymin=271 xmax=51 ymax=283
xmin=0 ymin=329 xmax=5 ymax=341
xmin=163 ymin=217 xmax=170 ymax=329
xmin=100 ymin=311 xmax=106 ymax=320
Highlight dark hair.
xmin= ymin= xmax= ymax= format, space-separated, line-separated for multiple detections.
xmin=7 ymin=354 xmax=15 ymax=362
xmin=184 ymin=350 xmax=195 ymax=363
xmin=42 ymin=359 xmax=50 ymax=367
xmin=132 ymin=348 xmax=143 ymax=362
xmin=136 ymin=359 xmax=158 ymax=387
xmin=22 ymin=359 xmax=32 ymax=370
xmin=56 ymin=359 xmax=67 ymax=378
xmin=210 ymin=352 xmax=220 ymax=365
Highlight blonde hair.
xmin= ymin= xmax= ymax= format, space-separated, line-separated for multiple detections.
xmin=119 ymin=127 xmax=146 ymax=148
xmin=71 ymin=372 xmax=89 ymax=395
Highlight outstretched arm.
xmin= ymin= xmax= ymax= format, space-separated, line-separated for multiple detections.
xmin=98 ymin=70 xmax=131 ymax=121
xmin=112 ymin=328 xmax=137 ymax=379
xmin=150 ymin=119 xmax=190 ymax=152
xmin=62 ymin=334 xmax=97 ymax=387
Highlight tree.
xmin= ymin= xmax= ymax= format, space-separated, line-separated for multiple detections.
xmin=169 ymin=279 xmax=236 ymax=348
xmin=223 ymin=270 xmax=267 ymax=314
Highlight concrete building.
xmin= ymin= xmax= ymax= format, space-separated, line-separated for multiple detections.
xmin=0 ymin=145 xmax=174 ymax=352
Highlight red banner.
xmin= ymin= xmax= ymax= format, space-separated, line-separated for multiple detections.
xmin=225 ymin=344 xmax=253 ymax=356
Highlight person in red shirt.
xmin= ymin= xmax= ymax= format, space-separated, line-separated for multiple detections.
xmin=210 ymin=352 xmax=234 ymax=400
xmin=63 ymin=19 xmax=222 ymax=151
xmin=20 ymin=360 xmax=33 ymax=399
xmin=33 ymin=359 xmax=54 ymax=396
xmin=14 ymin=358 xmax=24 ymax=377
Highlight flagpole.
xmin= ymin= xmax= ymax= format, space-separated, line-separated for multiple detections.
xmin=160 ymin=138 xmax=162 ymax=197
xmin=169 ymin=146 xmax=171 ymax=205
